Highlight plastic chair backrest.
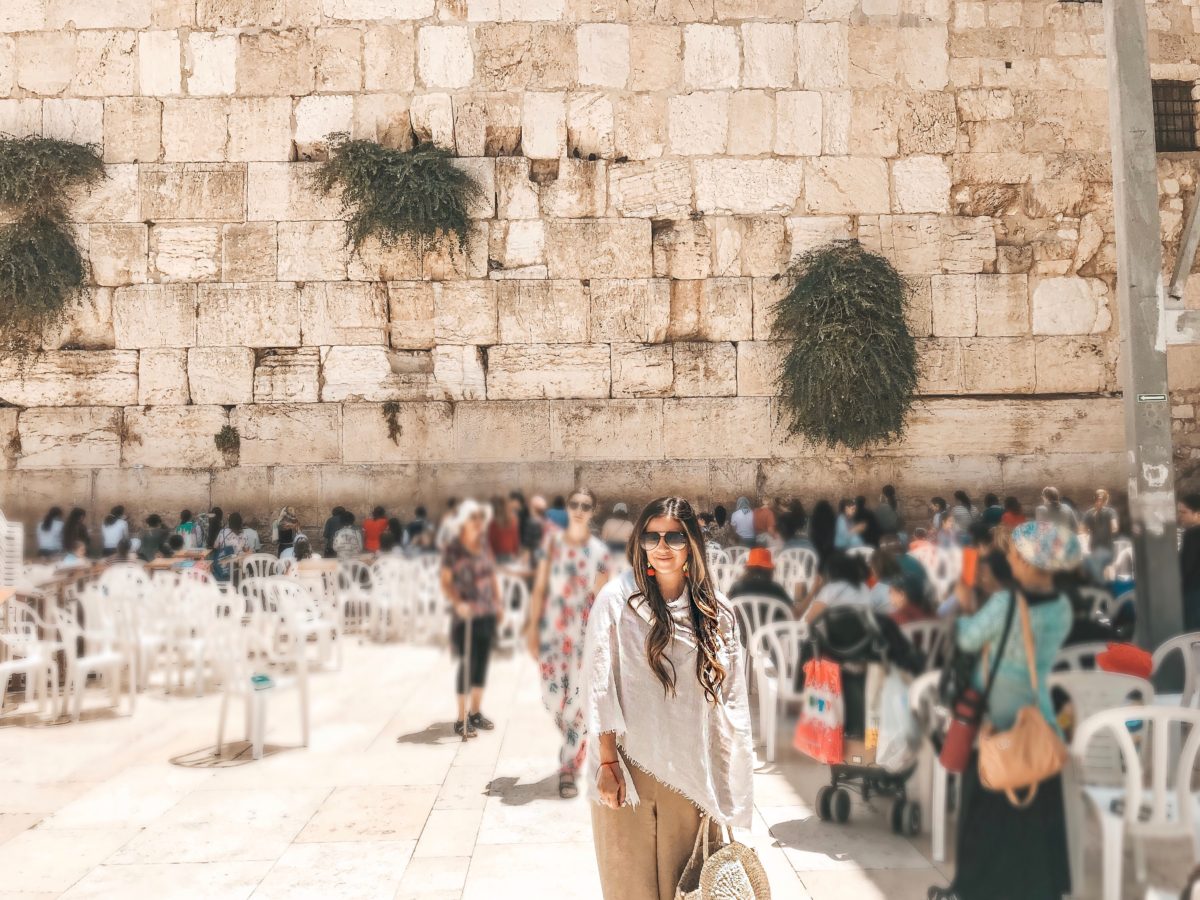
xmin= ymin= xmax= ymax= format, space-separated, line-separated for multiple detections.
xmin=239 ymin=554 xmax=279 ymax=581
xmin=751 ymin=619 xmax=807 ymax=700
xmin=1112 ymin=542 xmax=1135 ymax=580
xmin=1072 ymin=705 xmax=1200 ymax=835
xmin=496 ymin=572 xmax=530 ymax=649
xmin=0 ymin=512 xmax=24 ymax=588
xmin=709 ymin=561 xmax=741 ymax=594
xmin=706 ymin=546 xmax=730 ymax=568
xmin=727 ymin=546 xmax=750 ymax=567
xmin=1153 ymin=632 xmax=1200 ymax=708
xmin=901 ymin=620 xmax=949 ymax=671
xmin=928 ymin=548 xmax=959 ymax=601
xmin=731 ymin=595 xmax=793 ymax=650
xmin=1054 ymin=641 xmax=1111 ymax=672
xmin=337 ymin=558 xmax=373 ymax=594
xmin=1051 ymin=670 xmax=1153 ymax=787
xmin=1079 ymin=585 xmax=1117 ymax=621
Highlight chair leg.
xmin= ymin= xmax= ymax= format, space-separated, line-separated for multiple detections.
xmin=932 ymin=760 xmax=948 ymax=864
xmin=1099 ymin=817 xmax=1125 ymax=900
xmin=1133 ymin=835 xmax=1147 ymax=884
xmin=251 ymin=691 xmax=266 ymax=760
xmin=216 ymin=690 xmax=229 ymax=756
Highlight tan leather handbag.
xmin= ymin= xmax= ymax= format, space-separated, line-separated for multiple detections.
xmin=977 ymin=593 xmax=1067 ymax=808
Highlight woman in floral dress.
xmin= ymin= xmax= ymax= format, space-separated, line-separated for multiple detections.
xmin=525 ymin=487 xmax=611 ymax=798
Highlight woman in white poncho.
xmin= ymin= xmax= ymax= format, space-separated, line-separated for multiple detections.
xmin=582 ymin=496 xmax=754 ymax=900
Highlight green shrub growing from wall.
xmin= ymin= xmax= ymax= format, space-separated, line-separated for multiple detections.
xmin=0 ymin=136 xmax=105 ymax=358
xmin=312 ymin=134 xmax=483 ymax=253
xmin=770 ymin=240 xmax=919 ymax=451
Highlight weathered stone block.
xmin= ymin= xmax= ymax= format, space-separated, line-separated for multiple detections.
xmin=727 ymin=90 xmax=774 ymax=156
xmin=577 ymin=23 xmax=628 ymax=88
xmin=227 ymin=97 xmax=292 ymax=162
xmin=487 ymin=343 xmax=611 ymax=400
xmin=16 ymin=32 xmax=74 ymax=95
xmin=549 ymin=399 xmax=663 ymax=460
xmin=418 ymin=26 xmax=473 ymax=88
xmin=300 ymin=283 xmax=388 ymax=345
xmin=322 ymin=0 xmax=434 ymax=19
xmin=294 ymin=95 xmax=354 ymax=159
xmin=341 ymin=402 xmax=454 ymax=463
xmin=103 ymin=97 xmax=161 ymax=163
xmin=899 ymin=91 xmax=957 ymax=155
xmin=930 ymin=274 xmax=977 ymax=337
xmin=188 ymin=347 xmax=255 ymax=405
xmin=614 ymin=94 xmax=666 ymax=161
xmin=43 ymin=288 xmax=116 ymax=352
xmin=805 ymin=158 xmax=890 ymax=214
xmin=221 ymin=223 xmax=277 ymax=282
xmin=489 ymin=219 xmax=546 ymax=273
xmin=113 ymin=284 xmax=196 ymax=348
xmin=522 ymin=92 xmax=565 ymax=159
xmin=161 ymin=99 xmax=227 ymax=162
xmin=892 ymin=155 xmax=950 ymax=213
xmin=140 ymin=164 xmax=246 ymax=221
xmin=187 ymin=32 xmax=236 ymax=96
xmin=0 ymin=100 xmax=41 ymax=138
xmin=17 ymin=407 xmax=121 ymax=469
xmin=900 ymin=24 xmax=948 ymax=91
xmin=196 ymin=284 xmax=301 ymax=347
xmin=673 ymin=342 xmax=736 ymax=396
xmin=138 ymin=349 xmax=189 ymax=405
xmin=611 ymin=343 xmax=673 ymax=398
xmin=683 ymin=24 xmax=739 ymax=89
xmin=664 ymin=397 xmax=772 ymax=459
xmin=233 ymin=404 xmax=341 ymax=465
xmin=940 ymin=216 xmax=997 ymax=274
xmin=42 ymin=98 xmax=103 ymax=146
xmin=741 ymin=23 xmax=794 ymax=88
xmin=0 ymin=351 xmax=138 ymax=407
xmin=237 ymin=30 xmax=314 ymax=95
xmin=254 ymin=348 xmax=320 ymax=403
xmin=914 ymin=337 xmax=961 ymax=393
xmin=796 ymin=22 xmax=848 ymax=89
xmin=906 ymin=276 xmax=934 ymax=337
xmin=410 ymin=92 xmax=454 ymax=147
xmin=452 ymin=400 xmax=551 ymax=462
xmin=589 ymin=279 xmax=671 ymax=344
xmin=629 ymin=25 xmax=679 ymax=91
xmin=362 ymin=24 xmax=413 ymax=92
xmin=320 ymin=345 xmax=436 ymax=402
xmin=278 ymin=221 xmax=350 ymax=281
xmin=653 ymin=219 xmax=711 ymax=280
xmin=1031 ymin=276 xmax=1112 ymax=335
xmin=497 ymin=280 xmax=589 ymax=343
xmin=545 ymin=219 xmax=652 ymax=279
xmin=89 ymin=224 xmax=148 ymax=286
xmin=387 ymin=282 xmax=435 ymax=349
xmin=975 ymin=274 xmax=1029 ymax=336
xmin=668 ymin=278 xmax=753 ymax=342
xmin=123 ymin=406 xmax=227 ymax=468
xmin=960 ymin=338 xmax=1035 ymax=393
xmin=0 ymin=0 xmax=46 ymax=31
xmin=695 ymin=160 xmax=804 ymax=215
xmin=1034 ymin=337 xmax=1109 ymax=394
xmin=435 ymin=281 xmax=498 ymax=344
xmin=150 ymin=225 xmax=220 ymax=282
xmin=74 ymin=165 xmax=141 ymax=223
xmin=247 ymin=162 xmax=343 ymax=221
xmin=312 ymin=26 xmax=362 ymax=93
xmin=607 ymin=160 xmax=691 ymax=219
xmin=862 ymin=214 xmax=941 ymax=274
xmin=775 ymin=91 xmax=822 ymax=156
xmin=432 ymin=345 xmax=486 ymax=400
xmin=72 ymin=30 xmax=136 ymax=97
xmin=668 ymin=92 xmax=727 ymax=156
xmin=565 ymin=93 xmax=614 ymax=160
xmin=495 ymin=158 xmax=540 ymax=219
xmin=784 ymin=216 xmax=852 ymax=257
xmin=736 ymin=341 xmax=783 ymax=396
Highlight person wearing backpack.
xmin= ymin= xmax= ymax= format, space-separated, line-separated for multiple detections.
xmin=929 ymin=520 xmax=1078 ymax=900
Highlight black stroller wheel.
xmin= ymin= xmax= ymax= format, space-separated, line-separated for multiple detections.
xmin=904 ymin=800 xmax=922 ymax=837
xmin=890 ymin=799 xmax=906 ymax=834
xmin=816 ymin=785 xmax=833 ymax=822
xmin=831 ymin=788 xmax=851 ymax=823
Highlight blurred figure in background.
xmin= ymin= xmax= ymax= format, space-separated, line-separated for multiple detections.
xmin=731 ymin=497 xmax=755 ymax=547
xmin=333 ymin=511 xmax=363 ymax=559
xmin=546 ymin=496 xmax=569 ymax=530
xmin=1036 ymin=486 xmax=1077 ymax=530
xmin=834 ymin=498 xmax=863 ymax=550
xmin=980 ymin=493 xmax=1004 ymax=528
xmin=136 ymin=514 xmax=170 ymax=561
xmin=876 ymin=485 xmax=901 ymax=539
xmin=205 ymin=507 xmax=224 ymax=551
xmin=488 ymin=496 xmax=520 ymax=564
xmin=600 ymin=502 xmax=634 ymax=554
xmin=436 ymin=498 xmax=460 ymax=551
xmin=1081 ymin=489 xmax=1118 ymax=584
xmin=752 ymin=498 xmax=777 ymax=544
xmin=63 ymin=507 xmax=91 ymax=557
xmin=405 ymin=506 xmax=432 ymax=550
xmin=809 ymin=500 xmax=837 ymax=566
xmin=1001 ymin=496 xmax=1027 ymax=529
xmin=175 ymin=509 xmax=201 ymax=550
xmin=1179 ymin=493 xmax=1200 ymax=631
xmin=710 ymin=504 xmax=737 ymax=546
xmin=362 ymin=506 xmax=389 ymax=554
xmin=36 ymin=507 xmax=64 ymax=558
xmin=728 ymin=548 xmax=792 ymax=606
xmin=101 ymin=506 xmax=129 ymax=555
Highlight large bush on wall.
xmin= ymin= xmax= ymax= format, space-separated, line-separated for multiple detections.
xmin=770 ymin=240 xmax=919 ymax=451
xmin=0 ymin=136 xmax=105 ymax=358
xmin=311 ymin=133 xmax=483 ymax=253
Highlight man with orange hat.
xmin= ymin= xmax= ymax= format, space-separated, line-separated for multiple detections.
xmin=728 ymin=547 xmax=793 ymax=606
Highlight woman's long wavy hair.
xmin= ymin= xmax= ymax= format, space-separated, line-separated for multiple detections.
xmin=626 ymin=497 xmax=728 ymax=704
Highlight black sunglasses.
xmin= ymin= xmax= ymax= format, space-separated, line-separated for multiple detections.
xmin=639 ymin=530 xmax=688 ymax=551
xmin=568 ymin=500 xmax=593 ymax=512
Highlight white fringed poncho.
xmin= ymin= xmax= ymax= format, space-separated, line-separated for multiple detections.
xmin=581 ymin=569 xmax=754 ymax=827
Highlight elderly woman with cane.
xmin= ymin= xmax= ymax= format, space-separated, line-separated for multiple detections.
xmin=440 ymin=498 xmax=505 ymax=739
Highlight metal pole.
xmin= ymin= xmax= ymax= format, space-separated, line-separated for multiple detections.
xmin=1104 ymin=0 xmax=1184 ymax=649
xmin=1168 ymin=189 xmax=1200 ymax=304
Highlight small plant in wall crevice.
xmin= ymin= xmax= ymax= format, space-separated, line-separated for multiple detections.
xmin=311 ymin=133 xmax=483 ymax=254
xmin=0 ymin=136 xmax=106 ymax=359
xmin=214 ymin=424 xmax=240 ymax=462
xmin=382 ymin=401 xmax=403 ymax=445
xmin=770 ymin=240 xmax=919 ymax=451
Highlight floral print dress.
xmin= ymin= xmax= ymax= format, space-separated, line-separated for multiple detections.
xmin=538 ymin=530 xmax=610 ymax=775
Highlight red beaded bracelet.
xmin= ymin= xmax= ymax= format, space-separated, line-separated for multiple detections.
xmin=599 ymin=760 xmax=620 ymax=769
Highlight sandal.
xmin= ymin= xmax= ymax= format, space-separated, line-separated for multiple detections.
xmin=559 ymin=773 xmax=578 ymax=799
xmin=927 ymin=888 xmax=958 ymax=900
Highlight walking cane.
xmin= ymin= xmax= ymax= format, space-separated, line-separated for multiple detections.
xmin=460 ymin=606 xmax=473 ymax=742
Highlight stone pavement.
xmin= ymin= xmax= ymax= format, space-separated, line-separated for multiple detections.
xmin=0 ymin=640 xmax=1190 ymax=899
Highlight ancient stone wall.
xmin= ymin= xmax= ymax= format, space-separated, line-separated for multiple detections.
xmin=1 ymin=0 xmax=1199 ymax=529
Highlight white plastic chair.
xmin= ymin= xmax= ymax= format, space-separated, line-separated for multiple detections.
xmin=56 ymin=606 xmax=136 ymax=722
xmin=731 ymin=594 xmax=792 ymax=679
xmin=706 ymin=546 xmax=731 ymax=568
xmin=1072 ymin=706 xmax=1200 ymax=900
xmin=709 ymin=561 xmax=741 ymax=594
xmin=909 ymin=669 xmax=950 ymax=860
xmin=775 ymin=547 xmax=819 ymax=603
xmin=496 ymin=572 xmax=530 ymax=652
xmin=414 ymin=553 xmax=447 ymax=643
xmin=0 ymin=600 xmax=60 ymax=720
xmin=901 ymin=620 xmax=949 ymax=672
xmin=1152 ymin=632 xmax=1200 ymax=708
xmin=927 ymin=547 xmax=960 ymax=603
xmin=1054 ymin=641 xmax=1110 ymax=672
xmin=751 ymin=620 xmax=808 ymax=763
xmin=369 ymin=557 xmax=405 ymax=642
xmin=239 ymin=553 xmax=280 ymax=582
xmin=1110 ymin=539 xmax=1135 ymax=580
xmin=0 ymin=510 xmax=25 ymax=588
xmin=336 ymin=559 xmax=373 ymax=635
xmin=726 ymin=546 xmax=750 ymax=567
xmin=1050 ymin=670 xmax=1155 ymax=898
xmin=1080 ymin=585 xmax=1118 ymax=622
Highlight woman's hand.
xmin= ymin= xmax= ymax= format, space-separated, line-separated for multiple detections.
xmin=454 ymin=601 xmax=472 ymax=619
xmin=597 ymin=761 xmax=626 ymax=809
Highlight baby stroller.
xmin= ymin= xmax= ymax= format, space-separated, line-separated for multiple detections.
xmin=800 ymin=605 xmax=926 ymax=836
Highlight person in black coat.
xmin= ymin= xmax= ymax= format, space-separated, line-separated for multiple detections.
xmin=1180 ymin=493 xmax=1200 ymax=631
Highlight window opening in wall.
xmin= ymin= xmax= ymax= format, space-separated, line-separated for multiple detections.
xmin=1153 ymin=80 xmax=1199 ymax=152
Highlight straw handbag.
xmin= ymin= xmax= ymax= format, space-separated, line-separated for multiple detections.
xmin=675 ymin=817 xmax=771 ymax=900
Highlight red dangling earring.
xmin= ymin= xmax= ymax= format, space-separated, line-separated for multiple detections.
xmin=646 ymin=565 xmax=656 ymax=577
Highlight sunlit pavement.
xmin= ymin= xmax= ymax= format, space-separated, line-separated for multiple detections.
xmin=0 ymin=639 xmax=1190 ymax=899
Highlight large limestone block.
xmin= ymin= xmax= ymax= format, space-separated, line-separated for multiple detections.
xmin=320 ymin=345 xmax=438 ymax=402
xmin=907 ymin=277 xmax=934 ymax=338
xmin=736 ymin=341 xmax=783 ymax=397
xmin=629 ymin=25 xmax=680 ymax=92
xmin=489 ymin=219 xmax=546 ymax=273
xmin=322 ymin=0 xmax=435 ymax=18
xmin=861 ymin=214 xmax=941 ymax=275
xmin=247 ymin=162 xmax=343 ymax=221
xmin=432 ymin=345 xmax=486 ymax=400
xmin=542 ymin=156 xmax=606 ymax=219
xmin=43 ymin=98 xmax=104 ymax=146
xmin=198 ymin=0 xmax=322 ymax=28
xmin=452 ymin=400 xmax=551 ymax=462
xmin=694 ymin=160 xmax=804 ymax=215
xmin=73 ymin=165 xmax=141 ymax=223
xmin=589 ymin=279 xmax=671 ymax=343
xmin=545 ymin=219 xmax=652 ymax=279
xmin=15 ymin=32 xmax=75 ymax=95
xmin=140 ymin=164 xmax=246 ymax=221
xmin=611 ymin=343 xmax=673 ymax=398
xmin=892 ymin=156 xmax=951 ymax=213
xmin=668 ymin=92 xmax=727 ymax=156
xmin=294 ymin=95 xmax=354 ymax=159
xmin=930 ymin=274 xmax=977 ymax=337
xmin=785 ymin=216 xmax=853 ymax=257
xmin=959 ymin=338 xmax=1035 ymax=393
xmin=664 ymin=397 xmax=772 ymax=459
xmin=233 ymin=404 xmax=341 ymax=465
xmin=72 ymin=31 xmax=136 ymax=97
xmin=614 ymin=94 xmax=667 ymax=161
xmin=237 ymin=30 xmax=315 ymax=95
xmin=227 ymin=97 xmax=293 ymax=162
xmin=278 ymin=221 xmax=350 ymax=281
xmin=0 ymin=101 xmax=43 ymax=142
xmin=196 ymin=284 xmax=301 ymax=347
xmin=522 ymin=92 xmax=566 ymax=159
xmin=222 ymin=223 xmax=277 ymax=282
xmin=300 ymin=283 xmax=388 ymax=345
xmin=668 ymin=278 xmax=753 ymax=342
xmin=341 ymin=402 xmax=454 ymax=463
xmin=940 ymin=216 xmax=997 ymax=274
xmin=122 ymin=406 xmax=227 ymax=468
xmin=150 ymin=225 xmax=220 ymax=282
xmin=653 ymin=219 xmax=711 ymax=280
xmin=915 ymin=337 xmax=961 ymax=393
xmin=89 ymin=224 xmax=149 ymax=286
xmin=486 ymin=343 xmax=611 ymax=399
xmin=1033 ymin=337 xmax=1109 ymax=394
xmin=387 ymin=282 xmax=435 ymax=349
xmin=254 ymin=348 xmax=320 ymax=402
xmin=113 ymin=284 xmax=197 ymax=348
xmin=683 ymin=24 xmax=739 ymax=90
xmin=138 ymin=348 xmax=189 ymax=405
xmin=673 ymin=342 xmax=736 ymax=397
xmin=607 ymin=160 xmax=691 ymax=219
xmin=1 ymin=0 xmax=46 ymax=30
xmin=103 ymin=97 xmax=162 ymax=164
xmin=363 ymin=24 xmax=415 ymax=92
xmin=796 ymin=22 xmax=848 ymax=90
xmin=188 ymin=347 xmax=254 ymax=405
xmin=455 ymin=93 xmax=523 ymax=157
xmin=434 ymin=281 xmax=498 ymax=344
xmin=497 ymin=280 xmax=589 ymax=343
xmin=138 ymin=31 xmax=182 ymax=96
xmin=899 ymin=91 xmax=956 ymax=155
xmin=577 ymin=23 xmax=629 ymax=88
xmin=1031 ymin=276 xmax=1112 ymax=335
xmin=418 ymin=26 xmax=473 ymax=88
xmin=775 ymin=92 xmax=822 ymax=156
xmin=410 ymin=92 xmax=454 ymax=147
xmin=187 ymin=32 xmax=237 ymax=96
xmin=0 ymin=351 xmax=138 ymax=407
xmin=47 ymin=0 xmax=154 ymax=28
xmin=495 ymin=158 xmax=540 ymax=219
xmin=805 ymin=158 xmax=890 ymax=215
xmin=975 ymin=274 xmax=1029 ymax=336
xmin=549 ymin=399 xmax=663 ymax=460
xmin=17 ymin=407 xmax=121 ymax=469
xmin=727 ymin=90 xmax=774 ymax=156
xmin=42 ymin=288 xmax=116 ymax=352
xmin=741 ymin=23 xmax=794 ymax=88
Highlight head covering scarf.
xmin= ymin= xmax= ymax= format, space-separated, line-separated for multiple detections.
xmin=1010 ymin=521 xmax=1082 ymax=572
xmin=735 ymin=497 xmax=751 ymax=512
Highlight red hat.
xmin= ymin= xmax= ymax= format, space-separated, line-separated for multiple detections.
xmin=747 ymin=548 xmax=774 ymax=570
